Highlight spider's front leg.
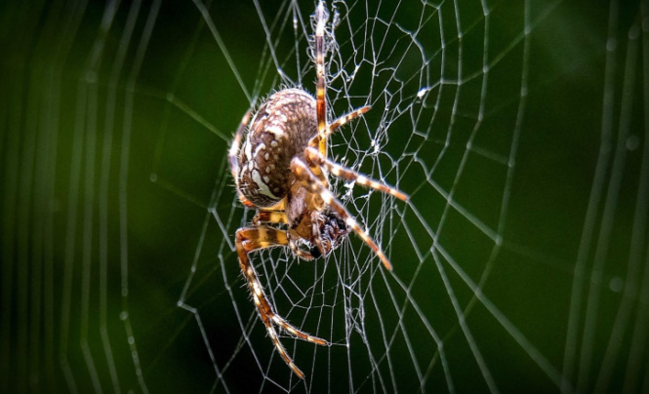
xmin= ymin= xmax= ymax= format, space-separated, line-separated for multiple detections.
xmin=289 ymin=158 xmax=395 ymax=270
xmin=304 ymin=147 xmax=408 ymax=201
xmin=235 ymin=226 xmax=328 ymax=380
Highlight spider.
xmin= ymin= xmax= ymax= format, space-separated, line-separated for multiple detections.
xmin=228 ymin=1 xmax=407 ymax=380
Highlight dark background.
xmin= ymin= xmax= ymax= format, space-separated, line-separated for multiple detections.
xmin=1 ymin=0 xmax=647 ymax=393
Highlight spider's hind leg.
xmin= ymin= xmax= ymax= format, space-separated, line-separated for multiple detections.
xmin=235 ymin=226 xmax=328 ymax=380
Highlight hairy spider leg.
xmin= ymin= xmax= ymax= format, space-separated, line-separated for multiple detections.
xmin=330 ymin=106 xmax=371 ymax=140
xmin=328 ymin=106 xmax=371 ymax=134
xmin=290 ymin=158 xmax=394 ymax=271
xmin=306 ymin=104 xmax=372 ymax=190
xmin=308 ymin=106 xmax=372 ymax=150
xmin=314 ymin=0 xmax=327 ymax=157
xmin=235 ymin=226 xmax=328 ymax=380
xmin=311 ymin=2 xmax=371 ymax=156
xmin=236 ymin=227 xmax=325 ymax=344
xmin=307 ymin=105 xmax=373 ymax=192
xmin=304 ymin=147 xmax=409 ymax=201
xmin=250 ymin=212 xmax=316 ymax=260
xmin=253 ymin=211 xmax=288 ymax=225
xmin=229 ymin=110 xmax=255 ymax=207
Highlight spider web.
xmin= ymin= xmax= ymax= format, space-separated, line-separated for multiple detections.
xmin=1 ymin=0 xmax=648 ymax=393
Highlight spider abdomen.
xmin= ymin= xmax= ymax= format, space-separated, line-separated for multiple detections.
xmin=238 ymin=88 xmax=317 ymax=207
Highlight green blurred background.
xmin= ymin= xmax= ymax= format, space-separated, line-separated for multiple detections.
xmin=1 ymin=0 xmax=647 ymax=393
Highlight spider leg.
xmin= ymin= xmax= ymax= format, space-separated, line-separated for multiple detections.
xmin=253 ymin=211 xmax=287 ymax=225
xmin=308 ymin=106 xmax=371 ymax=149
xmin=327 ymin=106 xmax=372 ymax=135
xmin=235 ymin=226 xmax=328 ymax=379
xmin=229 ymin=110 xmax=256 ymax=207
xmin=290 ymin=158 xmax=394 ymax=271
xmin=311 ymin=0 xmax=369 ymax=154
xmin=305 ymin=147 xmax=408 ymax=201
xmin=251 ymin=211 xmax=316 ymax=260
xmin=314 ymin=0 xmax=328 ymax=157
xmin=252 ymin=204 xmax=313 ymax=257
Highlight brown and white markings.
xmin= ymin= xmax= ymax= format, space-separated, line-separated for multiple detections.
xmin=228 ymin=0 xmax=408 ymax=380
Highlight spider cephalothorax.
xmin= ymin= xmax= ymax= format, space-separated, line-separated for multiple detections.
xmin=228 ymin=0 xmax=408 ymax=380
